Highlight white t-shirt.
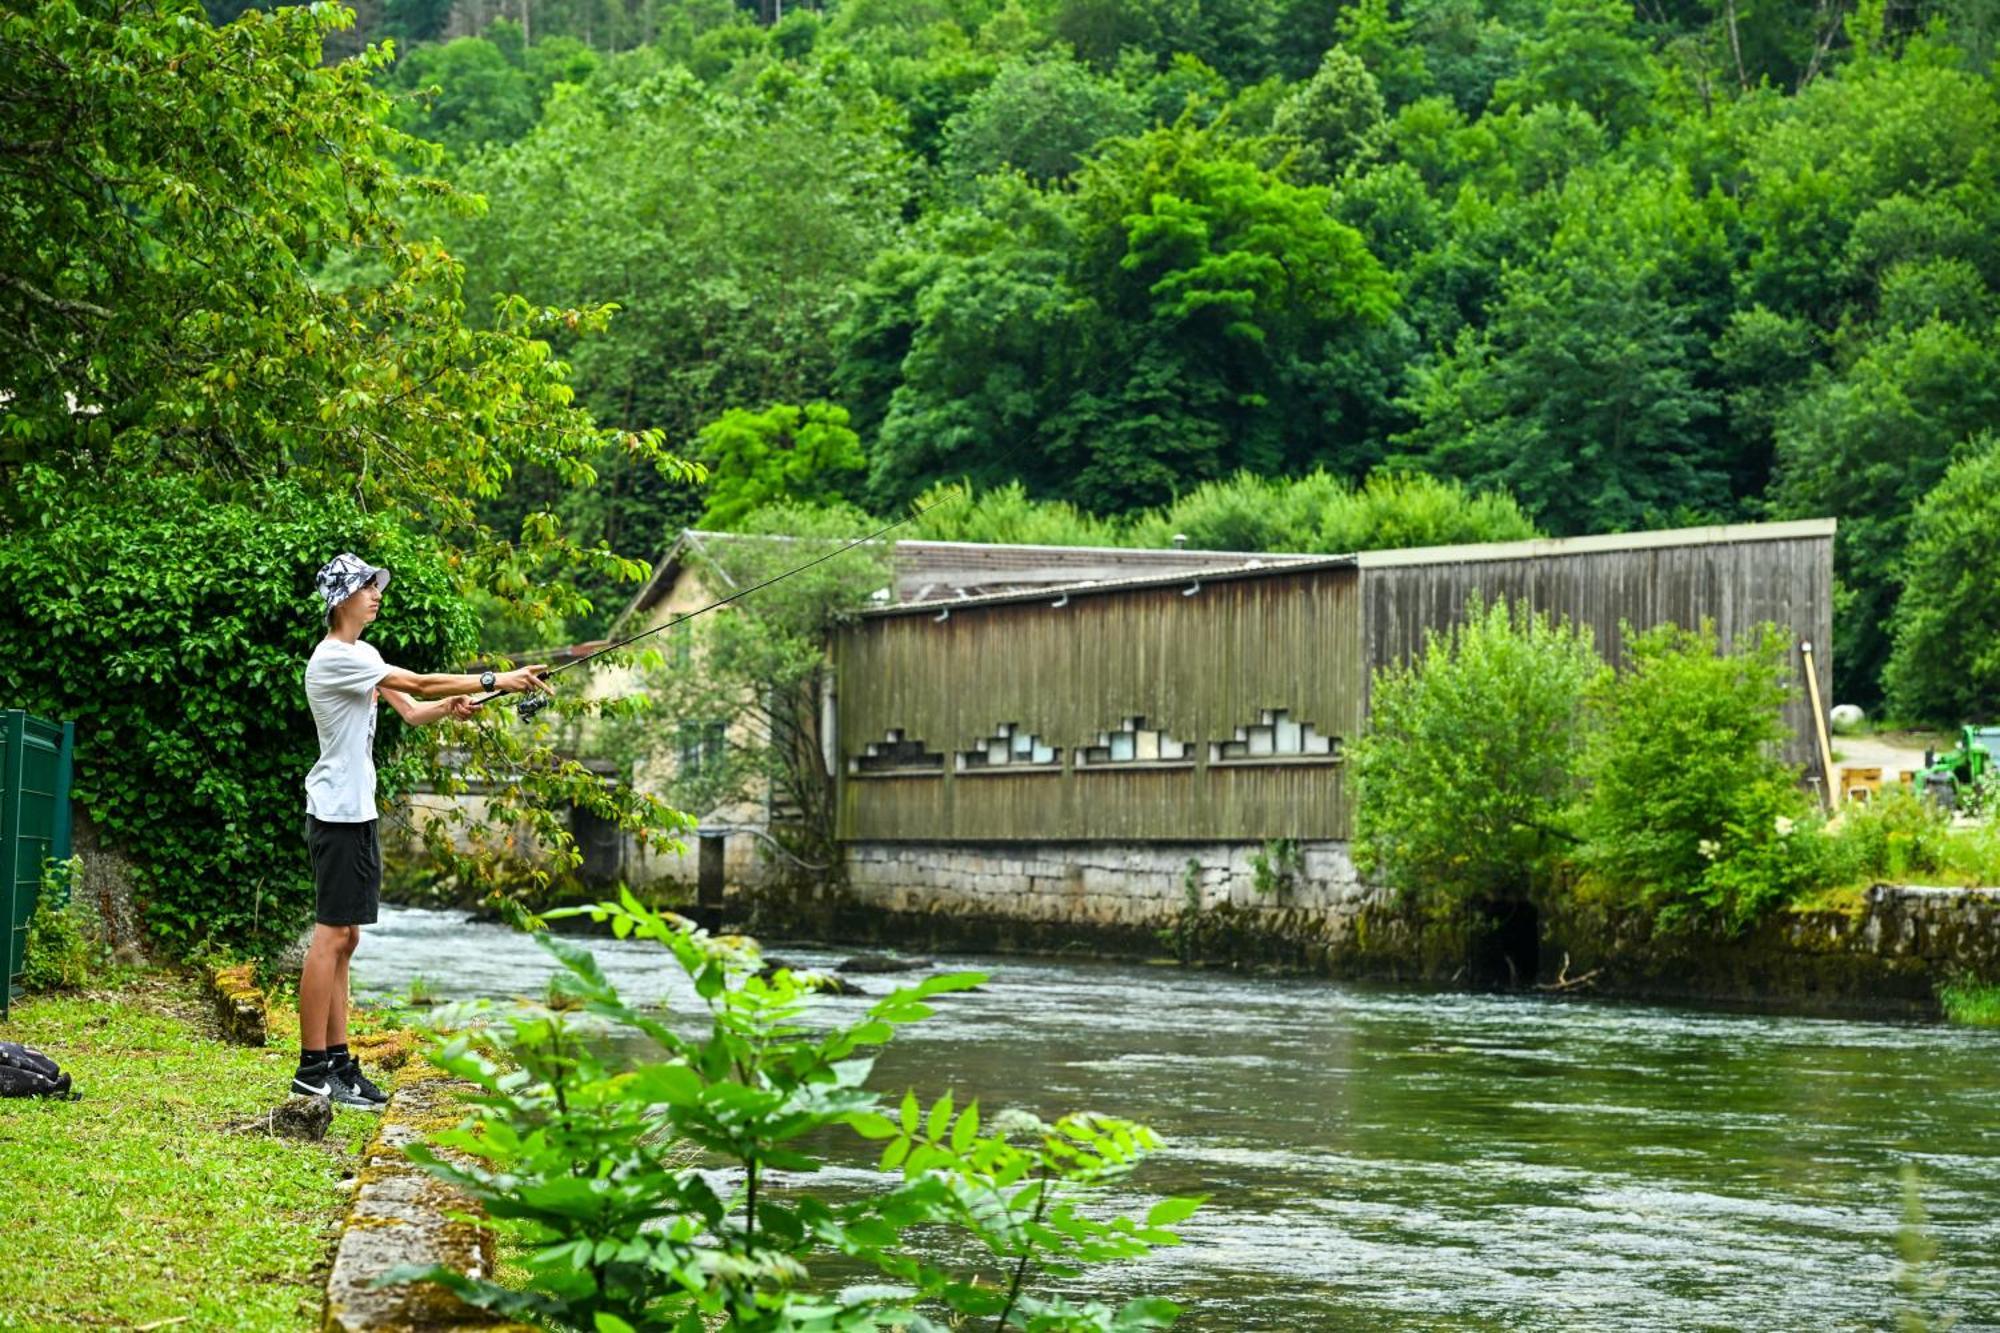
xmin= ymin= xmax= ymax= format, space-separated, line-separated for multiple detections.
xmin=304 ymin=637 xmax=402 ymax=822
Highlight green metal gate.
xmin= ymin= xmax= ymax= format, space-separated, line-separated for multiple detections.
xmin=2 ymin=710 xmax=75 ymax=1017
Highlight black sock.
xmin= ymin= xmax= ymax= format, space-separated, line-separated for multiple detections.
xmin=298 ymin=1047 xmax=329 ymax=1074
xmin=327 ymin=1042 xmax=351 ymax=1068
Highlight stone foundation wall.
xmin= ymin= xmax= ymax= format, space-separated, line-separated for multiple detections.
xmin=761 ymin=841 xmax=2000 ymax=1016
xmin=843 ymin=839 xmax=1374 ymax=927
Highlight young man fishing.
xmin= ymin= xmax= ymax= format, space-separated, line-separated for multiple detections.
xmin=298 ymin=553 xmax=552 ymax=1109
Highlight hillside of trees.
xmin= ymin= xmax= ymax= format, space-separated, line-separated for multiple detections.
xmin=115 ymin=2 xmax=2000 ymax=713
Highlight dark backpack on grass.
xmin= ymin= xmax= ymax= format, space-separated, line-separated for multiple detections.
xmin=0 ymin=1042 xmax=72 ymax=1099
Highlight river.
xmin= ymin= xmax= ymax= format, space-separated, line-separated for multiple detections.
xmin=352 ymin=905 xmax=2000 ymax=1331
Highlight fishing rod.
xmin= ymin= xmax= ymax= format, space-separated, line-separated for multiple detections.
xmin=468 ymin=497 xmax=947 ymax=723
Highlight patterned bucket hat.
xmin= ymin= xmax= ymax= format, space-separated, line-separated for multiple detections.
xmin=315 ymin=552 xmax=391 ymax=624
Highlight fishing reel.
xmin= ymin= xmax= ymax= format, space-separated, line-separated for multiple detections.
xmin=515 ymin=692 xmax=552 ymax=724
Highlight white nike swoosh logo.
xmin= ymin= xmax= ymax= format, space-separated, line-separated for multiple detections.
xmin=295 ymin=1081 xmax=331 ymax=1095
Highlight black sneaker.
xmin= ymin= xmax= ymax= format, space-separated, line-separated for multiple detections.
xmin=332 ymin=1058 xmax=389 ymax=1108
xmin=291 ymin=1064 xmax=338 ymax=1099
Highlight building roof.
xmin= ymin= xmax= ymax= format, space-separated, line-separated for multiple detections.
xmin=614 ymin=518 xmax=1838 ymax=629
xmin=858 ymin=517 xmax=1837 ymax=619
xmin=612 ymin=529 xmax=1323 ymax=633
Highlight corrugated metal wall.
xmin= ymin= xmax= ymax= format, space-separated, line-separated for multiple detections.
xmin=834 ymin=569 xmax=1363 ymax=841
xmin=1359 ymin=535 xmax=1835 ymax=763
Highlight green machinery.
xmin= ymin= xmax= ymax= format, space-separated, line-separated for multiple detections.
xmin=1917 ymin=725 xmax=2000 ymax=810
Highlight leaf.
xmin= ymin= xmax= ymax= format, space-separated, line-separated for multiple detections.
xmin=846 ymin=1111 xmax=900 ymax=1140
xmin=1145 ymin=1196 xmax=1204 ymax=1228
xmin=594 ymin=1315 xmax=637 ymax=1333
xmin=926 ymin=1092 xmax=954 ymax=1143
xmin=951 ymin=1101 xmax=980 ymax=1153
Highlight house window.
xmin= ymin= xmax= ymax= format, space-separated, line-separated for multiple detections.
xmin=959 ymin=722 xmax=1059 ymax=771
xmin=1209 ymin=709 xmax=1339 ymax=764
xmin=1078 ymin=716 xmax=1192 ymax=767
xmin=676 ymin=720 xmax=727 ymax=779
xmin=851 ymin=728 xmax=945 ymax=775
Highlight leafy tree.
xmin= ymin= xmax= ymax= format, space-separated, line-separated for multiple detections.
xmin=596 ymin=506 xmax=892 ymax=873
xmin=695 ymin=402 xmax=867 ymax=529
xmin=1883 ymin=433 xmax=2000 ymax=724
xmin=868 ymin=120 xmax=1396 ymax=511
xmin=1574 ymin=621 xmax=1815 ymax=933
xmin=940 ymin=54 xmax=1143 ymax=188
xmin=1771 ymin=319 xmax=2000 ymax=703
xmin=388 ymin=28 xmax=603 ymax=159
xmin=1270 ymin=46 xmax=1388 ymax=183
xmin=1493 ymin=0 xmax=1658 ymax=139
xmin=1354 ymin=597 xmax=1609 ymax=908
xmin=435 ymin=62 xmax=909 ymax=627
xmin=1395 ymin=170 xmax=1731 ymax=534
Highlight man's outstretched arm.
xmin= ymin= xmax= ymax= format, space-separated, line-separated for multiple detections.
xmin=380 ymin=688 xmax=476 ymax=727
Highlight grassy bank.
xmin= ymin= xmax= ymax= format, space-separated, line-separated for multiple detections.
xmin=1938 ymin=980 xmax=2000 ymax=1027
xmin=0 ymin=973 xmax=380 ymax=1331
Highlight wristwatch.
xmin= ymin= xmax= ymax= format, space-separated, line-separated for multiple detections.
xmin=479 ymin=670 xmax=497 ymax=691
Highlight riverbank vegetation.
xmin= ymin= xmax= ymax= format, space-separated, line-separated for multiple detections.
xmin=391 ymin=892 xmax=1194 ymax=1329
xmin=0 ymin=973 xmax=377 ymax=1329
xmin=1355 ymin=603 xmax=2000 ymax=939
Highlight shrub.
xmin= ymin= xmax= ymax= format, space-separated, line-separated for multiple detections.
xmin=1817 ymin=788 xmax=2000 ymax=887
xmin=1353 ymin=596 xmax=1607 ymax=908
xmin=0 ymin=475 xmax=472 ymax=958
xmin=1574 ymin=621 xmax=1816 ymax=931
xmin=21 ymin=857 xmax=101 ymax=993
xmin=392 ymin=892 xmax=1195 ymax=1330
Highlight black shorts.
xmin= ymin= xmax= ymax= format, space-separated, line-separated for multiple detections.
xmin=306 ymin=815 xmax=381 ymax=927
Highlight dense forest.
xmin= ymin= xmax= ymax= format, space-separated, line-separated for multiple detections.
xmin=34 ymin=0 xmax=2000 ymax=715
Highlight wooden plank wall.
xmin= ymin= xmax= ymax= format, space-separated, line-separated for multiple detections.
xmin=1359 ymin=535 xmax=1835 ymax=765
xmin=834 ymin=569 xmax=1363 ymax=841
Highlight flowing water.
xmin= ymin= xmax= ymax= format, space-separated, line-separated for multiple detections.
xmin=353 ymin=906 xmax=2000 ymax=1331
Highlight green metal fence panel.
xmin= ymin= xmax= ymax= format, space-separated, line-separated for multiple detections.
xmin=3 ymin=710 xmax=75 ymax=1016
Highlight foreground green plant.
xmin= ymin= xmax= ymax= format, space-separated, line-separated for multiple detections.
xmin=391 ymin=891 xmax=1196 ymax=1330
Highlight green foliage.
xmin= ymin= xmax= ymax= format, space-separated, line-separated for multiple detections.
xmin=596 ymin=506 xmax=892 ymax=870
xmin=1493 ymin=0 xmax=1656 ymax=138
xmin=387 ymin=29 xmax=602 ymax=159
xmin=391 ymin=891 xmax=1195 ymax=1330
xmin=1574 ymin=622 xmax=1816 ymax=932
xmin=696 ymin=402 xmax=867 ymax=530
xmin=1354 ymin=597 xmax=1609 ymax=907
xmin=1884 ymin=433 xmax=2000 ymax=724
xmin=0 ymin=476 xmax=468 ymax=954
xmin=1936 ymin=978 xmax=2000 ymax=1027
xmin=940 ymin=53 xmax=1143 ymax=188
xmin=1270 ymin=47 xmax=1387 ymax=184
xmin=1816 ymin=788 xmax=2000 ymax=888
xmin=0 ymin=0 xmax=681 ymax=617
xmin=21 ymin=857 xmax=101 ymax=993
xmin=1249 ymin=839 xmax=1302 ymax=899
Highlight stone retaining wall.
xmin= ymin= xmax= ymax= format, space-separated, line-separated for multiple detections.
xmin=773 ymin=841 xmax=2000 ymax=1015
xmin=323 ymin=1066 xmax=530 ymax=1333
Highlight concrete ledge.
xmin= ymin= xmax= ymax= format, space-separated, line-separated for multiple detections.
xmin=322 ymin=1066 xmax=531 ymax=1332
xmin=206 ymin=963 xmax=268 ymax=1046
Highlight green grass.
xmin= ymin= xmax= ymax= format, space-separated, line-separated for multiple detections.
xmin=1937 ymin=979 xmax=2000 ymax=1027
xmin=0 ymin=973 xmax=374 ymax=1331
